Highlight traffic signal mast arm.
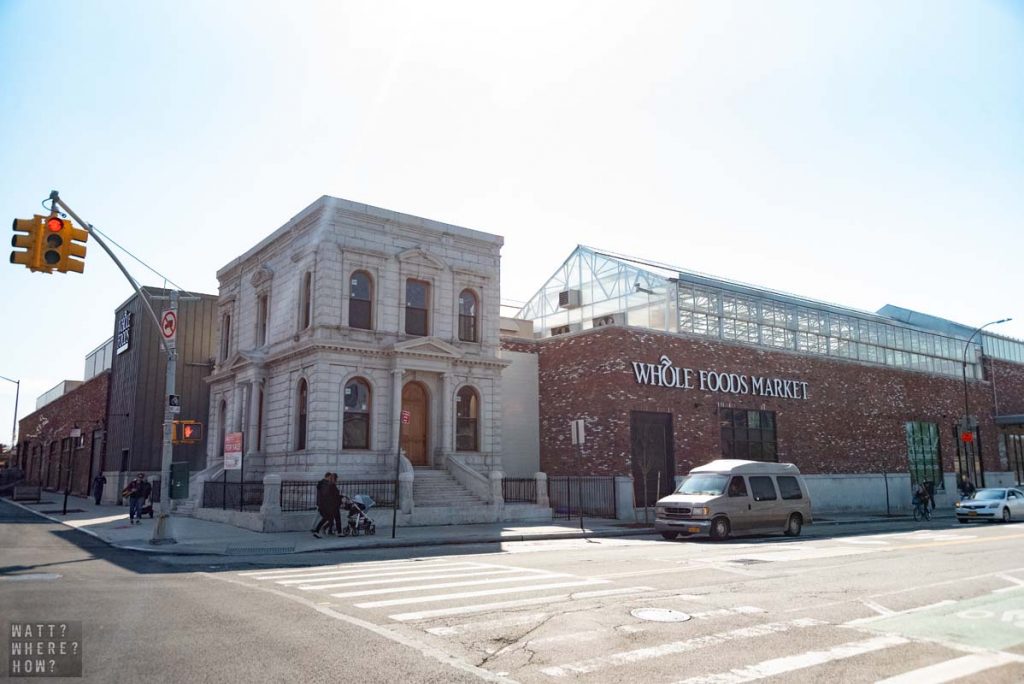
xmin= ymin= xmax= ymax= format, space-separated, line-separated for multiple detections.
xmin=48 ymin=191 xmax=174 ymax=357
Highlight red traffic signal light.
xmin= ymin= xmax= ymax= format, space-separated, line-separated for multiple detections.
xmin=46 ymin=216 xmax=63 ymax=233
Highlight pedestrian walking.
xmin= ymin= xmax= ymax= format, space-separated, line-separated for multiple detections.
xmin=92 ymin=473 xmax=107 ymax=505
xmin=958 ymin=474 xmax=976 ymax=500
xmin=312 ymin=472 xmax=336 ymax=538
xmin=121 ymin=473 xmax=151 ymax=524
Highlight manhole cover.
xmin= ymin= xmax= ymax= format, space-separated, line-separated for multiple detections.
xmin=0 ymin=573 xmax=62 ymax=582
xmin=631 ymin=608 xmax=692 ymax=623
xmin=729 ymin=558 xmax=770 ymax=565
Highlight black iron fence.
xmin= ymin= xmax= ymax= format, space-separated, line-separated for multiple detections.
xmin=280 ymin=479 xmax=396 ymax=513
xmin=201 ymin=476 xmax=263 ymax=511
xmin=548 ymin=476 xmax=617 ymax=519
xmin=502 ymin=478 xmax=537 ymax=504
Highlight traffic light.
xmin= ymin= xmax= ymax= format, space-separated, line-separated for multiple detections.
xmin=44 ymin=215 xmax=88 ymax=274
xmin=173 ymin=420 xmax=203 ymax=444
xmin=10 ymin=215 xmax=46 ymax=271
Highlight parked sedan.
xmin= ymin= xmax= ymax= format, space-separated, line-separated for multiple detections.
xmin=955 ymin=488 xmax=1024 ymax=524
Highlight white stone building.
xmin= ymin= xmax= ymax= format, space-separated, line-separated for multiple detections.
xmin=206 ymin=196 xmax=515 ymax=510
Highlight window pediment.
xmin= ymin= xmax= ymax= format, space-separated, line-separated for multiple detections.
xmin=250 ymin=265 xmax=274 ymax=288
xmin=393 ymin=336 xmax=464 ymax=360
xmin=397 ymin=248 xmax=446 ymax=271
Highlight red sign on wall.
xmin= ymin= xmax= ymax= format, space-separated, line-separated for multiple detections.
xmin=400 ymin=410 xmax=411 ymax=425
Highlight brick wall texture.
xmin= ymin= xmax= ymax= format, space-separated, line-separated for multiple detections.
xmin=535 ymin=327 xmax=1024 ymax=478
xmin=18 ymin=371 xmax=110 ymax=495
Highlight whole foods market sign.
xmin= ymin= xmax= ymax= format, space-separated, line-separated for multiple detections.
xmin=632 ymin=355 xmax=809 ymax=400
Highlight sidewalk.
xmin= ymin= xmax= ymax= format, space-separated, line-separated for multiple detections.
xmin=5 ymin=492 xmax=941 ymax=557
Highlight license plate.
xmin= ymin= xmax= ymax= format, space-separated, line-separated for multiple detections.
xmin=688 ymin=527 xmax=701 ymax=533
xmin=969 ymin=511 xmax=977 ymax=516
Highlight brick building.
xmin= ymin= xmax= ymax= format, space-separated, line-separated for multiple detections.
xmin=508 ymin=246 xmax=1024 ymax=512
xmin=18 ymin=371 xmax=110 ymax=496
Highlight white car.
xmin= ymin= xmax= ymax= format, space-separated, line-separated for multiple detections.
xmin=955 ymin=488 xmax=1024 ymax=524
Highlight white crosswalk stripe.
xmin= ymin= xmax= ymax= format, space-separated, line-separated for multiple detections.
xmin=354 ymin=578 xmax=609 ymax=609
xmin=328 ymin=572 xmax=572 ymax=598
xmin=297 ymin=567 xmax=533 ymax=591
xmin=389 ymin=587 xmax=654 ymax=622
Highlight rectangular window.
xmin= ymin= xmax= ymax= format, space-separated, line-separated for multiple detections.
xmin=720 ymin=408 xmax=778 ymax=462
xmin=220 ymin=313 xmax=231 ymax=360
xmin=776 ymin=476 xmax=803 ymax=500
xmin=405 ymin=279 xmax=429 ymax=336
xmin=905 ymin=421 xmax=944 ymax=491
xmin=749 ymin=475 xmax=778 ymax=501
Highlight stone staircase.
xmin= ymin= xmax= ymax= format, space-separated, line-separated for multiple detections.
xmin=412 ymin=467 xmax=486 ymax=508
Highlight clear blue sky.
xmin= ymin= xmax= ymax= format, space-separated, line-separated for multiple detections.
xmin=1 ymin=0 xmax=1022 ymax=444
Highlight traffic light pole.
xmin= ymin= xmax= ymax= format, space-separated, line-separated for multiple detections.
xmin=48 ymin=191 xmax=178 ymax=544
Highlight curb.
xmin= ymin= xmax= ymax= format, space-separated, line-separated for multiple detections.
xmin=3 ymin=497 xmax=658 ymax=556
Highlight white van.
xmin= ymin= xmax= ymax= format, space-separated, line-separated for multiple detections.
xmin=654 ymin=459 xmax=813 ymax=540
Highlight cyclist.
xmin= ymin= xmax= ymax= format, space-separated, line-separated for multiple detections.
xmin=912 ymin=482 xmax=932 ymax=521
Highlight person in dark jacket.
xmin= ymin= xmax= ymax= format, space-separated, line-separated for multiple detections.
xmin=92 ymin=474 xmax=107 ymax=505
xmin=312 ymin=472 xmax=337 ymax=538
xmin=122 ymin=473 xmax=151 ymax=524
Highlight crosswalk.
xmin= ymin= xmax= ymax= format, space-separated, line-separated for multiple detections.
xmin=233 ymin=553 xmax=1024 ymax=682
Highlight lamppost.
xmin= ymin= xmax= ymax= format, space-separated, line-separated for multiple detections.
xmin=0 ymin=374 xmax=20 ymax=457
xmin=960 ymin=318 xmax=1012 ymax=479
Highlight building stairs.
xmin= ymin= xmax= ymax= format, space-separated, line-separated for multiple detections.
xmin=411 ymin=467 xmax=486 ymax=508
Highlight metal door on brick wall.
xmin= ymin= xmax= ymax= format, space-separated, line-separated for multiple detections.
xmin=630 ymin=411 xmax=675 ymax=507
xmin=1005 ymin=429 xmax=1024 ymax=485
xmin=953 ymin=423 xmax=986 ymax=489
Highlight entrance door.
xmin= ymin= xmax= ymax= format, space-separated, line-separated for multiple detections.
xmin=1005 ymin=429 xmax=1024 ymax=485
xmin=630 ymin=412 xmax=675 ymax=507
xmin=401 ymin=382 xmax=429 ymax=466
xmin=953 ymin=423 xmax=986 ymax=488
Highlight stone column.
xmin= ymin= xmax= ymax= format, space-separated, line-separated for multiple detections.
xmin=390 ymin=368 xmax=404 ymax=454
xmin=260 ymin=473 xmax=281 ymax=516
xmin=398 ymin=470 xmax=414 ymax=514
xmin=535 ymin=472 xmax=549 ymax=507
xmin=441 ymin=372 xmax=453 ymax=455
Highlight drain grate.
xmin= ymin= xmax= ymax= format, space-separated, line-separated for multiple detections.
xmin=224 ymin=546 xmax=296 ymax=556
xmin=729 ymin=558 xmax=770 ymax=565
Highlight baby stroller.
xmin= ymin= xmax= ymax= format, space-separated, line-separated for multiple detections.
xmin=341 ymin=494 xmax=376 ymax=536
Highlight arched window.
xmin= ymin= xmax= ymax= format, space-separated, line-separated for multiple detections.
xmin=455 ymin=386 xmax=479 ymax=451
xmin=296 ymin=379 xmax=308 ymax=451
xmin=349 ymin=271 xmax=373 ymax=330
xmin=458 ymin=289 xmax=478 ymax=342
xmin=300 ymin=272 xmax=312 ymax=330
xmin=343 ymin=378 xmax=371 ymax=449
xmin=256 ymin=386 xmax=265 ymax=452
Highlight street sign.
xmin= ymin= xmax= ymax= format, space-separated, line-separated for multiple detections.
xmin=168 ymin=394 xmax=181 ymax=414
xmin=160 ymin=309 xmax=177 ymax=345
xmin=69 ymin=428 xmax=81 ymax=438
xmin=571 ymin=419 xmax=585 ymax=445
xmin=223 ymin=432 xmax=243 ymax=470
xmin=401 ymin=409 xmax=411 ymax=425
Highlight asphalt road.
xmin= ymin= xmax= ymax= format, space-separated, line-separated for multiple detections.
xmin=5 ymin=499 xmax=1024 ymax=683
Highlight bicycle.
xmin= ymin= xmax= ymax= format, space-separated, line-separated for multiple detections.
xmin=912 ymin=496 xmax=932 ymax=522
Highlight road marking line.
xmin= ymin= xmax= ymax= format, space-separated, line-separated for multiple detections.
xmin=425 ymin=612 xmax=549 ymax=636
xmin=876 ymin=651 xmax=1024 ymax=683
xmin=672 ymin=634 xmax=909 ymax=684
xmin=202 ymin=572 xmax=514 ymax=683
xmin=848 ymin=600 xmax=957 ymax=625
xmin=390 ymin=587 xmax=653 ymax=622
xmin=330 ymin=573 xmax=572 ymax=598
xmin=238 ymin=557 xmax=460 ymax=577
xmin=539 ymin=618 xmax=826 ymax=677
xmin=273 ymin=564 xmax=494 ymax=584
xmin=299 ymin=568 xmax=530 ymax=591
xmin=861 ymin=600 xmax=896 ymax=616
xmin=356 ymin=579 xmax=608 ymax=609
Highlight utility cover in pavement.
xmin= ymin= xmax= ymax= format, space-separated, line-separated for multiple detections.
xmin=631 ymin=608 xmax=692 ymax=622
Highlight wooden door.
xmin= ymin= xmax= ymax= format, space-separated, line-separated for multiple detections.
xmin=401 ymin=382 xmax=429 ymax=466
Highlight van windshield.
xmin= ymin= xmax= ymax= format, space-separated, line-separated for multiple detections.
xmin=675 ymin=474 xmax=728 ymax=496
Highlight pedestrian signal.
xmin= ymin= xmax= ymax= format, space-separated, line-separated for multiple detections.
xmin=173 ymin=420 xmax=203 ymax=444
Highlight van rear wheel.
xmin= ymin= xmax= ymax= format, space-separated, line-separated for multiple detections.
xmin=660 ymin=532 xmax=678 ymax=541
xmin=710 ymin=517 xmax=730 ymax=541
xmin=784 ymin=513 xmax=803 ymax=537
